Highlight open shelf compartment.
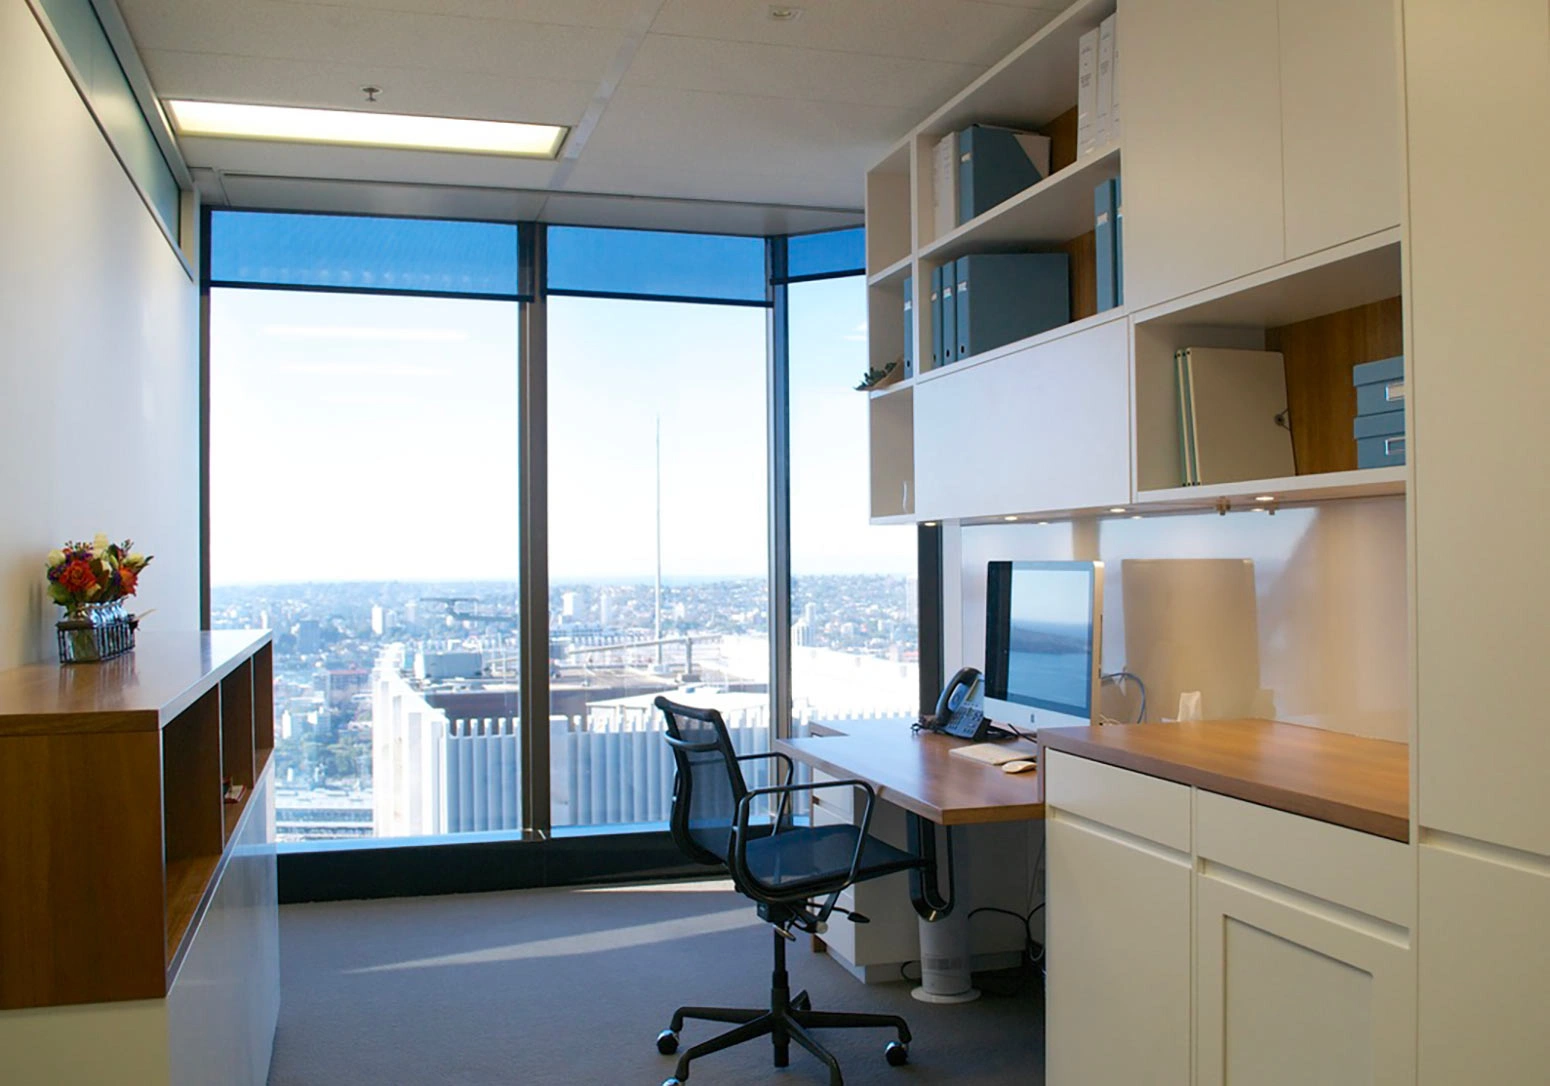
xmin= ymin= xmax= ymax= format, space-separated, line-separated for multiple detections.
xmin=1133 ymin=234 xmax=1404 ymax=502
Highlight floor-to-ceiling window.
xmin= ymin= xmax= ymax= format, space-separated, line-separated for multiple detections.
xmin=207 ymin=211 xmax=524 ymax=842
xmin=787 ymin=271 xmax=919 ymax=730
xmin=544 ymin=227 xmax=772 ymax=829
xmin=206 ymin=215 xmax=921 ymax=871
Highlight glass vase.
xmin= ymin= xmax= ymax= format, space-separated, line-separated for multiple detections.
xmin=56 ymin=600 xmax=136 ymax=664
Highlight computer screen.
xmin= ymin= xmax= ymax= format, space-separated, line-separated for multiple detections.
xmin=984 ymin=560 xmax=1103 ymax=729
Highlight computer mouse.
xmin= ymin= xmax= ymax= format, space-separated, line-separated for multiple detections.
xmin=1001 ymin=759 xmax=1036 ymax=774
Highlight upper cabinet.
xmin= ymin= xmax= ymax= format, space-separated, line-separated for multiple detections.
xmin=1279 ymin=0 xmax=1402 ymax=260
xmin=1121 ymin=0 xmax=1284 ymax=312
xmin=1123 ymin=0 xmax=1401 ymax=311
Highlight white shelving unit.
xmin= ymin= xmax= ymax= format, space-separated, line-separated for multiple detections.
xmin=863 ymin=0 xmax=1406 ymax=525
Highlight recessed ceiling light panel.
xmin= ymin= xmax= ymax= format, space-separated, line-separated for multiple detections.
xmin=165 ymin=100 xmax=568 ymax=158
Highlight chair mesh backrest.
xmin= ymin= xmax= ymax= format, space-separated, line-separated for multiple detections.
xmin=657 ymin=697 xmax=747 ymax=868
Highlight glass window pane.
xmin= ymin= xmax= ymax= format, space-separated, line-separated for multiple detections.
xmin=789 ymin=276 xmax=918 ymax=731
xmin=786 ymin=228 xmax=865 ymax=281
xmin=546 ymin=296 xmax=771 ymax=830
xmin=546 ymin=226 xmax=767 ymax=303
xmin=210 ymin=211 xmax=522 ymax=296
xmin=209 ymin=287 xmax=521 ymax=842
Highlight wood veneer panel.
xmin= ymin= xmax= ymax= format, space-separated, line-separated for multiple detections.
xmin=162 ymin=688 xmax=223 ymax=867
xmin=1265 ymin=295 xmax=1403 ymax=476
xmin=253 ymin=641 xmax=274 ymax=755
xmin=0 ymin=630 xmax=272 ymax=734
xmin=1039 ymin=105 xmax=1079 ymax=174
xmin=220 ymin=658 xmax=255 ymax=790
xmin=777 ymin=730 xmax=1044 ymax=826
xmin=1061 ymin=228 xmax=1098 ymax=322
xmin=0 ymin=731 xmax=167 ymax=1008
xmin=1038 ymin=719 xmax=1409 ymax=841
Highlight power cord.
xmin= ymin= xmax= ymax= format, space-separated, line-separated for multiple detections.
xmin=1100 ymin=670 xmax=1148 ymax=723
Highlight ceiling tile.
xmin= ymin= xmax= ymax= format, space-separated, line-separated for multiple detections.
xmin=142 ymin=48 xmax=595 ymax=123
xmin=563 ymin=85 xmax=916 ymax=207
xmin=624 ymin=33 xmax=984 ymax=111
xmin=648 ymin=0 xmax=1058 ymax=65
xmin=120 ymin=0 xmax=624 ymax=80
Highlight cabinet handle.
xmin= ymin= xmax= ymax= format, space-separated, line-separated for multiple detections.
xmin=1384 ymin=436 xmax=1405 ymax=456
xmin=1384 ymin=380 xmax=1405 ymax=403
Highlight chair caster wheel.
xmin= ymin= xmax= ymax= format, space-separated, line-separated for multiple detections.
xmin=885 ymin=1040 xmax=909 ymax=1066
xmin=655 ymin=1029 xmax=679 ymax=1055
xmin=662 ymin=1079 xmax=684 ymax=1086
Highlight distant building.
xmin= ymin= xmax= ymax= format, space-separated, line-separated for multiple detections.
xmin=414 ymin=649 xmax=483 ymax=681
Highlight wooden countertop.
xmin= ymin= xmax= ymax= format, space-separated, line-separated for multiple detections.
xmin=0 ymin=629 xmax=272 ymax=734
xmin=1038 ymin=719 xmax=1409 ymax=842
xmin=778 ymin=723 xmax=1044 ymax=826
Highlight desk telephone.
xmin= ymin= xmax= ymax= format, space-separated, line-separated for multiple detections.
xmin=930 ymin=666 xmax=991 ymax=741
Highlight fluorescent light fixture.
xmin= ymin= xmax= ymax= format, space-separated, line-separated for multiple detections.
xmin=1255 ymin=495 xmax=1276 ymax=502
xmin=1004 ymin=515 xmax=1019 ymax=521
xmin=1109 ymin=507 xmax=1127 ymax=514
xmin=165 ymin=100 xmax=567 ymax=158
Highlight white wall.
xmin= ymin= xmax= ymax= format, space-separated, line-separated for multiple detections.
xmin=0 ymin=2 xmax=199 ymax=668
xmin=959 ymin=496 xmax=1409 ymax=740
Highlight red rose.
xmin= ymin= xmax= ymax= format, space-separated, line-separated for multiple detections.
xmin=58 ymin=559 xmax=97 ymax=595
xmin=119 ymin=566 xmax=138 ymax=596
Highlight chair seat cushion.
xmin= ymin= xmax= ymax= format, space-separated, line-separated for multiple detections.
xmin=742 ymin=823 xmax=920 ymax=897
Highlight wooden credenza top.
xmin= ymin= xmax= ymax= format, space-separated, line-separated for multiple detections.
xmin=1038 ymin=719 xmax=1409 ymax=841
xmin=0 ymin=629 xmax=272 ymax=734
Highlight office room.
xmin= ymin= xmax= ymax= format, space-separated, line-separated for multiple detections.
xmin=1 ymin=0 xmax=1544 ymax=1083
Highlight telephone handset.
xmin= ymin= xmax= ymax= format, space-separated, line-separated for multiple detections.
xmin=933 ymin=666 xmax=990 ymax=741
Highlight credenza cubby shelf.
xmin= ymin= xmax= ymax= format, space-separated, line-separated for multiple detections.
xmin=0 ymin=630 xmax=274 ymax=1010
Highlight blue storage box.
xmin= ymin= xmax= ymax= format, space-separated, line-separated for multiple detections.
xmin=1354 ymin=408 xmax=1405 ymax=468
xmin=1353 ymin=356 xmax=1405 ymax=417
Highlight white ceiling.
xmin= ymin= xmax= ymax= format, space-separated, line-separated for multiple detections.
xmin=116 ymin=0 xmax=1065 ymax=230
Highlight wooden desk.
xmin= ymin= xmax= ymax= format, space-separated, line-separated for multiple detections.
xmin=776 ymin=726 xmax=1044 ymax=827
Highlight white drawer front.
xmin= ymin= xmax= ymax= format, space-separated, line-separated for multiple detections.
xmin=1044 ymin=749 xmax=1192 ymax=854
xmin=1195 ymin=790 xmax=1413 ymax=928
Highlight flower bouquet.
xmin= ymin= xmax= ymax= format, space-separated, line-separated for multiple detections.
xmin=46 ymin=535 xmax=152 ymax=663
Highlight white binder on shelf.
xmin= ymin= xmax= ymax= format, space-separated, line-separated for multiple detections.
xmin=1175 ymin=348 xmax=1296 ymax=486
xmin=933 ymin=133 xmax=958 ymax=240
xmin=1096 ymin=15 xmax=1115 ymax=149
xmin=1077 ymin=27 xmax=1099 ymax=158
xmin=1107 ymin=13 xmax=1120 ymax=143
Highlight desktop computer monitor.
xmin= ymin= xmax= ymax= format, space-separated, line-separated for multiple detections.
xmin=983 ymin=560 xmax=1104 ymax=731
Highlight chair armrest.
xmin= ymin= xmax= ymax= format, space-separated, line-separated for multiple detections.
xmin=733 ymin=779 xmax=877 ymax=897
xmin=662 ymin=733 xmax=722 ymax=755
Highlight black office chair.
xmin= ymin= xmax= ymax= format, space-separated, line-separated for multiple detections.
xmin=653 ymin=696 xmax=923 ymax=1086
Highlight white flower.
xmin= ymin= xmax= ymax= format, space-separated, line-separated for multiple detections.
xmin=92 ymin=533 xmax=109 ymax=551
xmin=128 ymin=552 xmax=145 ymax=566
xmin=46 ymin=549 xmax=65 ymax=568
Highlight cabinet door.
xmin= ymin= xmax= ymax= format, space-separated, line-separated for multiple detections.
xmin=1407 ymin=0 xmax=1550 ymax=854
xmin=1418 ymin=842 xmax=1550 ymax=1086
xmin=1046 ymin=815 xmax=1191 ymax=1086
xmin=1120 ymin=0 xmax=1284 ymax=310
xmin=1279 ymin=0 xmax=1402 ymax=258
xmin=911 ymin=316 xmax=1129 ymax=520
xmin=1196 ymin=872 xmax=1415 ymax=1086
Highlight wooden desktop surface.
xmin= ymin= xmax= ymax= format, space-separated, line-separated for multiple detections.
xmin=776 ymin=721 xmax=1044 ymax=826
xmin=1038 ymin=719 xmax=1410 ymax=841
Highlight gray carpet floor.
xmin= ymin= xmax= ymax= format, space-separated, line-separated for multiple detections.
xmin=268 ymin=879 xmax=1044 ymax=1085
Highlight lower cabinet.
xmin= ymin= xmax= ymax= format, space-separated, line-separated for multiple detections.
xmin=1417 ymin=840 xmax=1550 ymax=1086
xmin=1045 ymin=751 xmax=1193 ymax=1085
xmin=1044 ymin=751 xmax=1417 ymax=1086
xmin=1195 ymin=873 xmax=1415 ymax=1086
xmin=1046 ymin=816 xmax=1192 ymax=1085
